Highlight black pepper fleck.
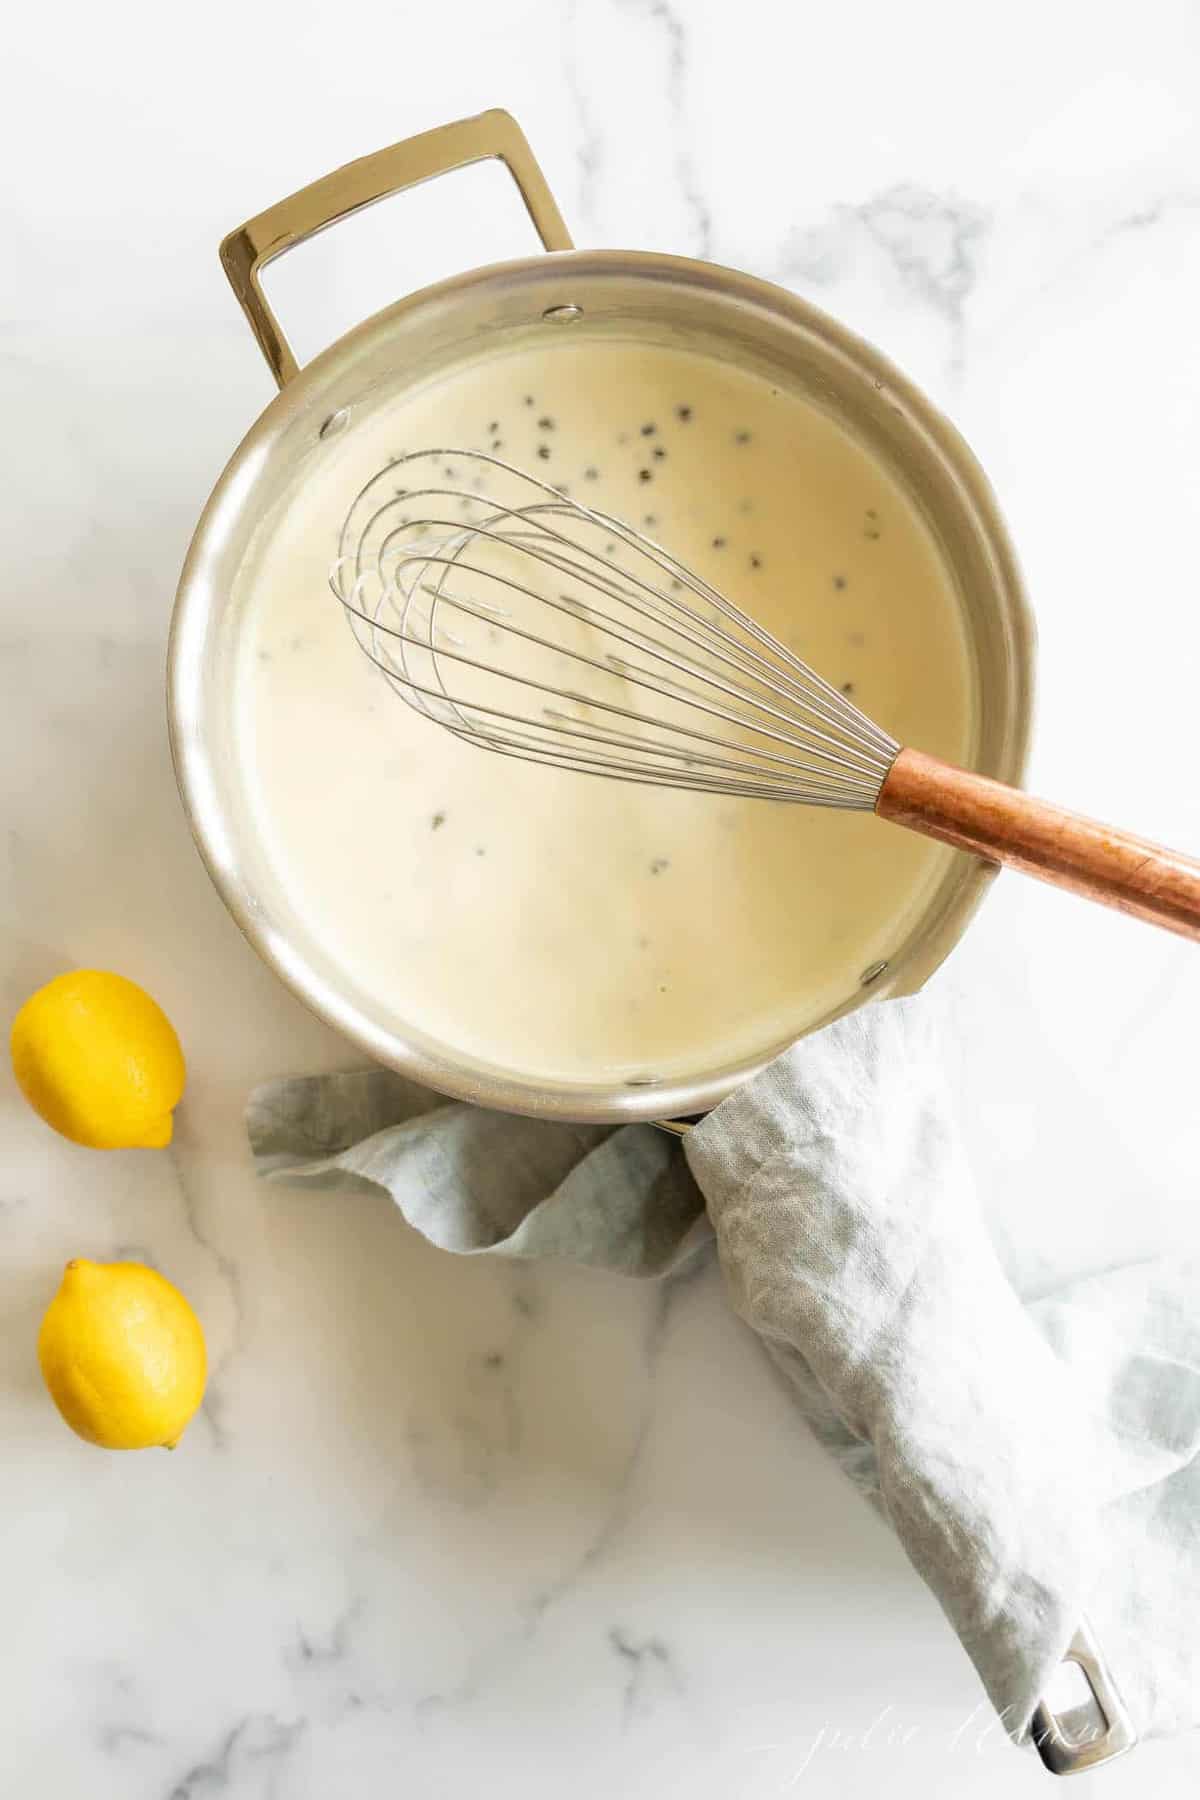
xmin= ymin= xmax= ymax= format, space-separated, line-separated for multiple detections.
xmin=523 ymin=395 xmax=534 ymax=406
xmin=584 ymin=466 xmax=599 ymax=480
xmin=487 ymin=420 xmax=499 ymax=433
xmin=641 ymin=422 xmax=657 ymax=436
xmin=537 ymin=415 xmax=555 ymax=430
xmin=652 ymin=445 xmax=667 ymax=461
xmin=638 ymin=468 xmax=652 ymax=483
xmin=491 ymin=438 xmax=503 ymax=451
xmin=676 ymin=405 xmax=692 ymax=422
xmin=750 ymin=553 xmax=762 ymax=569
xmin=643 ymin=514 xmax=657 ymax=527
xmin=650 ymin=857 xmax=670 ymax=875
xmin=841 ymin=681 xmax=855 ymax=695
xmin=833 ymin=574 xmax=847 ymax=591
xmin=536 ymin=444 xmax=551 ymax=460
xmin=735 ymin=429 xmax=752 ymax=445
xmin=712 ymin=536 xmax=726 ymax=549
xmin=431 ymin=811 xmax=446 ymax=830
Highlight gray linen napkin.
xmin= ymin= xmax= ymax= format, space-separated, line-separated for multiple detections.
xmin=247 ymin=1000 xmax=1200 ymax=1749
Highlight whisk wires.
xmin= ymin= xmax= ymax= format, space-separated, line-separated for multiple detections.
xmin=329 ymin=449 xmax=899 ymax=807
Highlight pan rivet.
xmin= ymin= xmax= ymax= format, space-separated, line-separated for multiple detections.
xmin=319 ymin=407 xmax=351 ymax=440
xmin=542 ymin=303 xmax=584 ymax=324
xmin=860 ymin=960 xmax=890 ymax=986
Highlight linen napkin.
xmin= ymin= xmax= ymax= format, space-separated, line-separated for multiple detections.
xmin=246 ymin=999 xmax=1200 ymax=1754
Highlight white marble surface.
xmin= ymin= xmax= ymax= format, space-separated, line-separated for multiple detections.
xmin=4 ymin=0 xmax=1200 ymax=1792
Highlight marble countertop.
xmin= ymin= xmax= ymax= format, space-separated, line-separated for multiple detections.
xmin=5 ymin=1 xmax=1200 ymax=1793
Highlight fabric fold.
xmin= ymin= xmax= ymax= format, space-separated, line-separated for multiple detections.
xmin=247 ymin=1001 xmax=1200 ymax=1743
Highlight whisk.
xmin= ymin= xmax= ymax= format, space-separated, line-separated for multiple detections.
xmin=331 ymin=449 xmax=1200 ymax=942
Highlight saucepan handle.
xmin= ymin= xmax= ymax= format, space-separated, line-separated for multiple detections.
xmin=219 ymin=109 xmax=574 ymax=388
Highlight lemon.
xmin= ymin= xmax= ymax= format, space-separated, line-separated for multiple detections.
xmin=38 ymin=1259 xmax=207 ymax=1449
xmin=11 ymin=970 xmax=185 ymax=1149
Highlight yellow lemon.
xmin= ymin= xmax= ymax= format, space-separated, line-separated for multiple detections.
xmin=11 ymin=970 xmax=185 ymax=1149
xmin=38 ymin=1259 xmax=207 ymax=1449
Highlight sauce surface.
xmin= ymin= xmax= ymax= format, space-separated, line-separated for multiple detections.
xmin=235 ymin=336 xmax=973 ymax=1085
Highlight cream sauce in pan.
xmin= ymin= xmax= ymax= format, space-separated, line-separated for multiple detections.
xmin=235 ymin=336 xmax=972 ymax=1085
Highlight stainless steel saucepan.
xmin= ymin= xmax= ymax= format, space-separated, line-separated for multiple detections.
xmin=168 ymin=108 xmax=1034 ymax=1124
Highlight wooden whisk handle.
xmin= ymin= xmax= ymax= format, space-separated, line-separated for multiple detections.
xmin=877 ymin=747 xmax=1200 ymax=942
